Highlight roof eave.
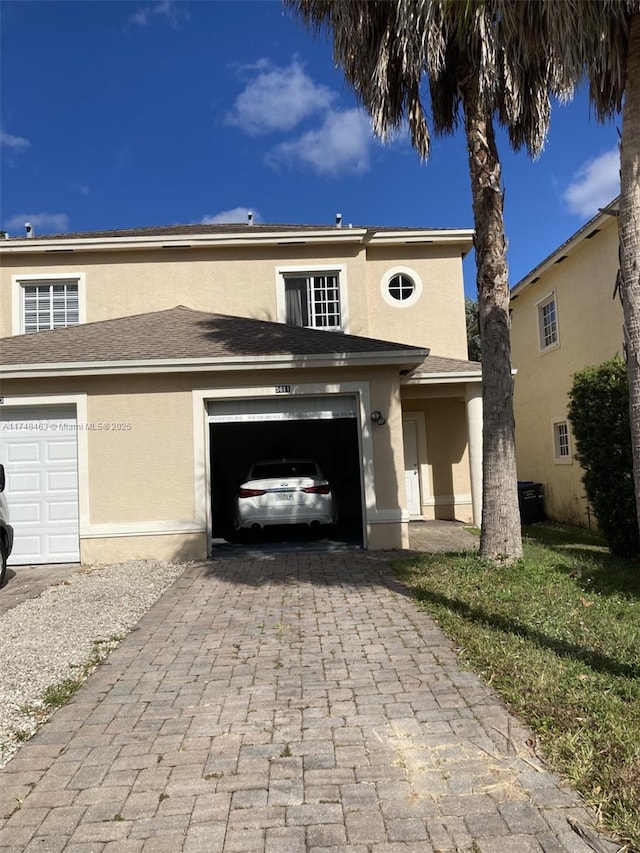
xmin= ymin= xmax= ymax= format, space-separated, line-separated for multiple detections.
xmin=0 ymin=228 xmax=370 ymax=254
xmin=511 ymin=198 xmax=619 ymax=298
xmin=368 ymin=229 xmax=474 ymax=255
xmin=0 ymin=348 xmax=429 ymax=379
xmin=404 ymin=370 xmax=483 ymax=385
xmin=0 ymin=227 xmax=475 ymax=255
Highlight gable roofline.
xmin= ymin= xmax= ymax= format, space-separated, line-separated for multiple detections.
xmin=0 ymin=222 xmax=474 ymax=255
xmin=510 ymin=196 xmax=619 ymax=299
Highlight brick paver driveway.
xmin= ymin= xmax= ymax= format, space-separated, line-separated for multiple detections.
xmin=0 ymin=551 xmax=611 ymax=852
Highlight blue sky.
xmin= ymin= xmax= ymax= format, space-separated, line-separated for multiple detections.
xmin=1 ymin=0 xmax=621 ymax=295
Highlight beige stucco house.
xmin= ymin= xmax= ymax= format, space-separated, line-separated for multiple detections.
xmin=0 ymin=220 xmax=482 ymax=565
xmin=510 ymin=203 xmax=623 ymax=526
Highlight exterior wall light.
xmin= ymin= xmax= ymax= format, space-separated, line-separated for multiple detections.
xmin=371 ymin=411 xmax=386 ymax=426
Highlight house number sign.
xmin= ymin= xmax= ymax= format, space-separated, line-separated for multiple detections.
xmin=275 ymin=385 xmax=291 ymax=393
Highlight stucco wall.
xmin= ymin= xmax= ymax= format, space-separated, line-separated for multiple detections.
xmin=0 ymin=364 xmax=413 ymax=561
xmin=401 ymin=389 xmax=473 ymax=522
xmin=510 ymin=218 xmax=622 ymax=525
xmin=2 ymin=241 xmax=467 ymax=354
xmin=364 ymin=245 xmax=468 ymax=357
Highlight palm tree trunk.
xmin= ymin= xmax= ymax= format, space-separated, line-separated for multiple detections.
xmin=461 ymin=79 xmax=523 ymax=563
xmin=620 ymin=12 xmax=640 ymax=539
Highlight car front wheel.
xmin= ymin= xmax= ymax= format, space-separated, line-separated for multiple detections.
xmin=0 ymin=536 xmax=8 ymax=587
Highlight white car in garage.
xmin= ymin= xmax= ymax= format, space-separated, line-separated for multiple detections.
xmin=235 ymin=459 xmax=337 ymax=532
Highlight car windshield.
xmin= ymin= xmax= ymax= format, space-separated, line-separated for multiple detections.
xmin=250 ymin=462 xmax=318 ymax=479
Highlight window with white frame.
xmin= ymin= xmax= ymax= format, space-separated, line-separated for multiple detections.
xmin=14 ymin=274 xmax=84 ymax=334
xmin=380 ymin=265 xmax=423 ymax=308
xmin=280 ymin=270 xmax=343 ymax=330
xmin=537 ymin=292 xmax=559 ymax=350
xmin=552 ymin=419 xmax=572 ymax=463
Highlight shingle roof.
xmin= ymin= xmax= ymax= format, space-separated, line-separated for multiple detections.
xmin=0 ymin=306 xmax=427 ymax=367
xmin=411 ymin=354 xmax=481 ymax=376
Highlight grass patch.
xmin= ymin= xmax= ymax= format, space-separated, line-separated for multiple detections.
xmin=2 ymin=634 xmax=126 ymax=765
xmin=392 ymin=522 xmax=640 ymax=849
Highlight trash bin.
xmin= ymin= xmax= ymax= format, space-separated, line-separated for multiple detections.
xmin=517 ymin=481 xmax=545 ymax=524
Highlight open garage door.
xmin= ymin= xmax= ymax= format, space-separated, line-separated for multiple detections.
xmin=208 ymin=394 xmax=363 ymax=547
xmin=0 ymin=405 xmax=80 ymax=565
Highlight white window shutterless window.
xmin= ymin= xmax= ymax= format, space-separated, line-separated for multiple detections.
xmin=13 ymin=274 xmax=85 ymax=335
xmin=380 ymin=266 xmax=424 ymax=308
xmin=276 ymin=266 xmax=346 ymax=331
xmin=552 ymin=419 xmax=572 ymax=463
xmin=537 ymin=291 xmax=559 ymax=351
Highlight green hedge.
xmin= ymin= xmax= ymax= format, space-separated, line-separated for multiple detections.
xmin=567 ymin=356 xmax=638 ymax=558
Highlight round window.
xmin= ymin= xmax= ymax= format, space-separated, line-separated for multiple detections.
xmin=388 ymin=273 xmax=415 ymax=302
xmin=380 ymin=266 xmax=423 ymax=308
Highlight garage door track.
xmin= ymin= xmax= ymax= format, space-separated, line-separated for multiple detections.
xmin=0 ymin=552 xmax=615 ymax=852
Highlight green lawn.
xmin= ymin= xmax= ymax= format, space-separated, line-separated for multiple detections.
xmin=392 ymin=523 xmax=640 ymax=850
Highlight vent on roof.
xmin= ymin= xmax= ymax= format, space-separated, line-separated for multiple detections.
xmin=555 ymin=255 xmax=568 ymax=264
xmin=585 ymin=228 xmax=601 ymax=239
xmin=247 ymin=211 xmax=253 ymax=226
xmin=336 ymin=213 xmax=342 ymax=228
xmin=25 ymin=222 xmax=34 ymax=238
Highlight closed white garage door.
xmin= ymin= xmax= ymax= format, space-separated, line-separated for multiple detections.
xmin=0 ymin=406 xmax=80 ymax=565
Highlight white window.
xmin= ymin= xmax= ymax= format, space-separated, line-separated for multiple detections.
xmin=276 ymin=266 xmax=346 ymax=331
xmin=380 ymin=266 xmax=423 ymax=308
xmin=13 ymin=274 xmax=85 ymax=335
xmin=552 ymin=419 xmax=572 ymax=463
xmin=537 ymin=292 xmax=559 ymax=351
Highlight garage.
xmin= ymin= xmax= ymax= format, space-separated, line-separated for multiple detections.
xmin=208 ymin=394 xmax=363 ymax=547
xmin=0 ymin=405 xmax=80 ymax=565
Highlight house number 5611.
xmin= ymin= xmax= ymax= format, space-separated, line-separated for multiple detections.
xmin=275 ymin=385 xmax=291 ymax=393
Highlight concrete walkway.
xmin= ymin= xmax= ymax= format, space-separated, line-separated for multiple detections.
xmin=0 ymin=543 xmax=616 ymax=852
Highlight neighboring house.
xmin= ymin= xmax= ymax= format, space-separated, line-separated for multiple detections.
xmin=510 ymin=202 xmax=623 ymax=527
xmin=0 ymin=220 xmax=482 ymax=565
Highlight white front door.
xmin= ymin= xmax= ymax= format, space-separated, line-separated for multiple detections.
xmin=0 ymin=406 xmax=80 ymax=564
xmin=402 ymin=417 xmax=422 ymax=518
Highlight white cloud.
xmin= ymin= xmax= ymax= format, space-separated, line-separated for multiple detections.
xmin=563 ymin=147 xmax=620 ymax=217
xmin=225 ymin=59 xmax=336 ymax=135
xmin=201 ymin=207 xmax=261 ymax=225
xmin=71 ymin=182 xmax=90 ymax=196
xmin=128 ymin=1 xmax=188 ymax=29
xmin=3 ymin=213 xmax=70 ymax=235
xmin=0 ymin=130 xmax=30 ymax=150
xmin=267 ymin=109 xmax=373 ymax=177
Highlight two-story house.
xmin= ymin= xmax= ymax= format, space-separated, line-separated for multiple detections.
xmin=0 ymin=220 xmax=482 ymax=565
xmin=510 ymin=202 xmax=623 ymax=526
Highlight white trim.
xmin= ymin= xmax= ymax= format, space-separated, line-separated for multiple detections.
xmin=275 ymin=264 xmax=349 ymax=333
xmin=536 ymin=290 xmax=560 ymax=353
xmin=402 ymin=413 xmax=427 ymax=519
xmin=0 ymin=393 xmax=89 ymax=536
xmin=12 ymin=272 xmax=86 ymax=335
xmin=368 ymin=229 xmax=474 ymax=248
xmin=193 ymin=381 xmax=375 ymax=553
xmin=406 ymin=371 xmax=483 ymax=385
xmin=0 ymin=227 xmax=474 ymax=255
xmin=380 ymin=265 xmax=424 ymax=309
xmin=0 ymin=347 xmax=427 ymax=380
xmin=551 ymin=417 xmax=573 ymax=464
